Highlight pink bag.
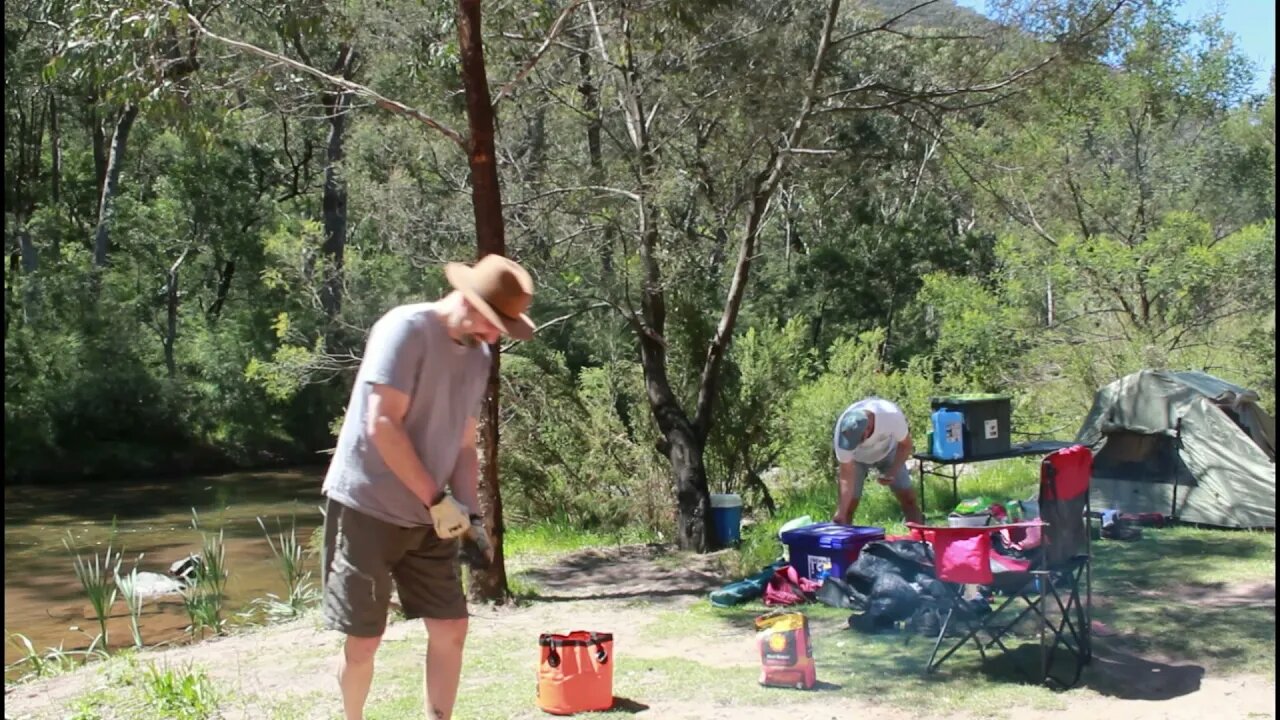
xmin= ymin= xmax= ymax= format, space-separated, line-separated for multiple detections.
xmin=764 ymin=565 xmax=820 ymax=606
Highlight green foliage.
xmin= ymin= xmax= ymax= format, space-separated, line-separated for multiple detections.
xmin=252 ymin=516 xmax=320 ymax=622
xmin=779 ymin=328 xmax=937 ymax=485
xmin=917 ymin=272 xmax=1027 ymax=389
xmin=4 ymin=631 xmax=99 ymax=682
xmin=2 ymin=0 xmax=1272 ymax=556
xmin=63 ymin=531 xmax=121 ymax=650
xmin=500 ymin=350 xmax=674 ymax=535
xmin=182 ymin=511 xmax=229 ymax=639
xmin=139 ymin=663 xmax=220 ymax=720
xmin=704 ymin=317 xmax=814 ymax=505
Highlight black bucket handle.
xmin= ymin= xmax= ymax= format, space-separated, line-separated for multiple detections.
xmin=540 ymin=631 xmax=611 ymax=665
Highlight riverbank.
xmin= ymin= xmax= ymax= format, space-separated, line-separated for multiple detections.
xmin=3 ymin=468 xmax=328 ymax=668
xmin=5 ymin=530 xmax=1275 ymax=720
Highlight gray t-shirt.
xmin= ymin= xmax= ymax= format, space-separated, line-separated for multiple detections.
xmin=322 ymin=302 xmax=490 ymax=527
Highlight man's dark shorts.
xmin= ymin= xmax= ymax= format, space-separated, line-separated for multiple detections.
xmin=322 ymin=498 xmax=467 ymax=637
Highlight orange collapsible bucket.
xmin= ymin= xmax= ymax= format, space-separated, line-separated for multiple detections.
xmin=536 ymin=631 xmax=614 ymax=715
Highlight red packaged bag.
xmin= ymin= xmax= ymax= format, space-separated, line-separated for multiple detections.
xmin=754 ymin=611 xmax=817 ymax=690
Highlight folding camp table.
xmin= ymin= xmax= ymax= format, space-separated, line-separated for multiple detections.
xmin=913 ymin=440 xmax=1076 ymax=514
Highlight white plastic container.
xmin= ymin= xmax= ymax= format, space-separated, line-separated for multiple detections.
xmin=947 ymin=512 xmax=991 ymax=528
xmin=777 ymin=515 xmax=814 ymax=537
xmin=777 ymin=515 xmax=814 ymax=562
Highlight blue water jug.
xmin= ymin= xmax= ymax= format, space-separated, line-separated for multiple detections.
xmin=931 ymin=408 xmax=965 ymax=460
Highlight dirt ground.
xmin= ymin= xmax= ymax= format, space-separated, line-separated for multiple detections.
xmin=4 ymin=544 xmax=1275 ymax=720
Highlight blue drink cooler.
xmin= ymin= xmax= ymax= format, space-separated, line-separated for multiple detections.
xmin=779 ymin=523 xmax=885 ymax=582
xmin=930 ymin=408 xmax=966 ymax=460
xmin=710 ymin=493 xmax=743 ymax=548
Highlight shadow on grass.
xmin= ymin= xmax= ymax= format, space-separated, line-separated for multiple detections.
xmin=527 ymin=588 xmax=717 ymax=603
xmin=609 ymin=696 xmax=650 ymax=712
xmin=1090 ymin=531 xmax=1273 ymax=591
xmin=1084 ymin=640 xmax=1205 ymax=700
xmin=520 ymin=544 xmax=725 ymax=602
xmin=1088 ymin=530 xmax=1275 ymax=672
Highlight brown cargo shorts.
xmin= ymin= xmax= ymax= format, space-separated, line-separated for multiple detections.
xmin=321 ymin=498 xmax=467 ymax=637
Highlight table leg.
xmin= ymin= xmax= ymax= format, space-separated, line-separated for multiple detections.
xmin=919 ymin=462 xmax=927 ymax=515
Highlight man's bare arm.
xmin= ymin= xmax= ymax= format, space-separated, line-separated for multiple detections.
xmin=834 ymin=460 xmax=856 ymax=524
xmin=450 ymin=416 xmax=480 ymax=514
xmin=893 ymin=434 xmax=914 ymax=469
xmin=366 ymin=384 xmax=443 ymax=505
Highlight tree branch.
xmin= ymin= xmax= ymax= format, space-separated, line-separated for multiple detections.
xmin=491 ymin=0 xmax=587 ymax=109
xmin=184 ymin=12 xmax=467 ymax=149
xmin=831 ymin=0 xmax=943 ymax=45
xmin=692 ymin=0 xmax=842 ymax=441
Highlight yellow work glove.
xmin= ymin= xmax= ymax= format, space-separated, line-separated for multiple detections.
xmin=428 ymin=493 xmax=470 ymax=539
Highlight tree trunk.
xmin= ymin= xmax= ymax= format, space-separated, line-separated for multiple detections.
xmin=5 ymin=252 xmax=18 ymax=338
xmin=16 ymin=223 xmax=39 ymax=324
xmin=90 ymin=104 xmax=108 ymax=200
xmin=577 ymin=41 xmax=613 ymax=278
xmin=457 ymin=0 xmax=510 ymax=604
xmin=320 ymin=46 xmax=355 ymax=319
xmin=163 ymin=249 xmax=190 ymax=378
xmin=92 ymin=104 xmax=140 ymax=269
xmin=50 ymin=94 xmax=62 ymax=208
xmin=612 ymin=5 xmax=714 ymax=551
xmin=667 ymin=425 xmax=712 ymax=550
xmin=207 ymin=259 xmax=235 ymax=321
xmin=637 ymin=325 xmax=712 ymax=551
xmin=17 ymin=228 xmax=38 ymax=275
xmin=619 ymin=0 xmax=840 ymax=551
xmin=13 ymin=96 xmax=44 ymax=318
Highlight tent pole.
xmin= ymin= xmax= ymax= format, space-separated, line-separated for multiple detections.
xmin=1170 ymin=418 xmax=1182 ymax=521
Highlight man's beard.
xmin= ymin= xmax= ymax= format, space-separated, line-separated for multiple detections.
xmin=456 ymin=332 xmax=481 ymax=347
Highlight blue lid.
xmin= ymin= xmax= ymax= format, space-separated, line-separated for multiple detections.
xmin=779 ymin=522 xmax=884 ymax=549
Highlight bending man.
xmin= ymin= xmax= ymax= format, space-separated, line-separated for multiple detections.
xmin=832 ymin=397 xmax=925 ymax=526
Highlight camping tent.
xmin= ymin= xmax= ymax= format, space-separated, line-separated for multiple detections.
xmin=1076 ymin=370 xmax=1276 ymax=529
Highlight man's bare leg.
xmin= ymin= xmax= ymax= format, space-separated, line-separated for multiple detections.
xmin=423 ymin=617 xmax=468 ymax=719
xmin=339 ymin=634 xmax=382 ymax=720
xmin=893 ymin=487 xmax=925 ymax=525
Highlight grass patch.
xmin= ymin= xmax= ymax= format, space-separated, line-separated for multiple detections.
xmin=56 ymin=655 xmax=221 ymax=720
xmin=504 ymin=522 xmax=658 ymax=561
xmin=1088 ymin=526 xmax=1276 ymax=675
xmin=690 ymin=597 xmax=1073 ymax=714
xmin=138 ymin=662 xmax=219 ymax=719
xmin=5 ymin=631 xmax=107 ymax=684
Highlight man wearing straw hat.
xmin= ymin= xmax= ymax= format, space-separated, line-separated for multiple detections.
xmin=320 ymin=254 xmax=535 ymax=720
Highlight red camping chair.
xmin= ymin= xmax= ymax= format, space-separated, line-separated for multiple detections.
xmin=907 ymin=445 xmax=1094 ymax=688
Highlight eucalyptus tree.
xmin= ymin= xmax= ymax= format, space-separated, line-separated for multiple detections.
xmin=186 ymin=0 xmax=591 ymax=601
xmin=940 ymin=0 xmax=1275 ymax=402
xmin=498 ymin=0 xmax=1124 ymax=550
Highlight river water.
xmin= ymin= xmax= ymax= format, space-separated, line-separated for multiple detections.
xmin=3 ymin=468 xmax=326 ymax=669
